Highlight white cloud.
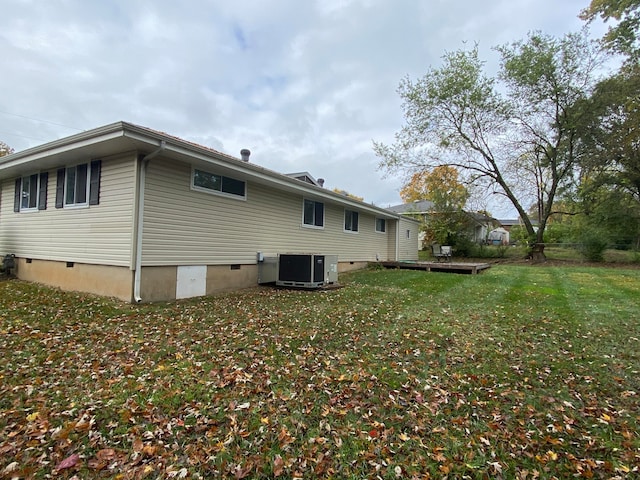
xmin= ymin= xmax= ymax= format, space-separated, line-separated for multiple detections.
xmin=0 ymin=0 xmax=608 ymax=216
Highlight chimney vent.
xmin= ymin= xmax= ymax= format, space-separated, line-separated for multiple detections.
xmin=317 ymin=178 xmax=325 ymax=187
xmin=240 ymin=149 xmax=251 ymax=162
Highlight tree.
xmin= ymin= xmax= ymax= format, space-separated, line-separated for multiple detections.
xmin=332 ymin=188 xmax=364 ymax=202
xmin=573 ymin=63 xmax=640 ymax=248
xmin=581 ymin=0 xmax=640 ymax=59
xmin=399 ymin=166 xmax=471 ymax=247
xmin=399 ymin=165 xmax=469 ymax=208
xmin=0 ymin=141 xmax=13 ymax=157
xmin=374 ymin=31 xmax=604 ymax=261
xmin=580 ymin=66 xmax=640 ymax=199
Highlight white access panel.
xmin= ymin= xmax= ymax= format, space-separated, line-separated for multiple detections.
xmin=176 ymin=265 xmax=207 ymax=299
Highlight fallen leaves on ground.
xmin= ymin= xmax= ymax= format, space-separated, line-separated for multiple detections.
xmin=1 ymin=265 xmax=639 ymax=478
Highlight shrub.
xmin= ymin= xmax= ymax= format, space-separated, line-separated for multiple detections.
xmin=575 ymin=230 xmax=609 ymax=262
xmin=450 ymin=235 xmax=474 ymax=257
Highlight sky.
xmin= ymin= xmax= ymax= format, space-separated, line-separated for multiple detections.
xmin=1 ymin=0 xmax=607 ymax=217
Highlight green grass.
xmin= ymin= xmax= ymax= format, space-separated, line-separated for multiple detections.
xmin=1 ymin=265 xmax=639 ymax=478
xmin=419 ymin=245 xmax=640 ymax=263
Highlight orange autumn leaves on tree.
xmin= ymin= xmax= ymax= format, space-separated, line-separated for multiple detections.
xmin=399 ymin=165 xmax=469 ymax=211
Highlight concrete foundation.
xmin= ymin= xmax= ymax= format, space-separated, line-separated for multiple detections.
xmin=9 ymin=259 xmax=366 ymax=303
xmin=338 ymin=261 xmax=368 ymax=273
xmin=14 ymin=258 xmax=134 ymax=301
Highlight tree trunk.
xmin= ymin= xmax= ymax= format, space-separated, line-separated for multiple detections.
xmin=526 ymin=243 xmax=546 ymax=262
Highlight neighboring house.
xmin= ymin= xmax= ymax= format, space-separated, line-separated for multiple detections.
xmin=497 ymin=219 xmax=520 ymax=232
xmin=0 ymin=122 xmax=419 ymax=302
xmin=387 ymin=200 xmax=498 ymax=246
xmin=465 ymin=212 xmax=499 ymax=244
xmin=497 ymin=218 xmax=539 ymax=239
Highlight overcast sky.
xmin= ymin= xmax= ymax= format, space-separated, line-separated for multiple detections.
xmin=1 ymin=0 xmax=606 ymax=217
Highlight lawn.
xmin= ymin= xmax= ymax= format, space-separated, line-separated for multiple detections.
xmin=1 ymin=265 xmax=639 ymax=479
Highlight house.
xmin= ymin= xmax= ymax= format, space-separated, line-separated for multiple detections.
xmin=497 ymin=218 xmax=538 ymax=243
xmin=387 ymin=200 xmax=498 ymax=246
xmin=0 ymin=122 xmax=419 ymax=302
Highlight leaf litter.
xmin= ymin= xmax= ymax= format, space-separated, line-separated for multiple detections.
xmin=0 ymin=265 xmax=639 ymax=478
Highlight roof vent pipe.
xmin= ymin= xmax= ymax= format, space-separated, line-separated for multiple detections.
xmin=317 ymin=178 xmax=325 ymax=187
xmin=240 ymin=149 xmax=251 ymax=162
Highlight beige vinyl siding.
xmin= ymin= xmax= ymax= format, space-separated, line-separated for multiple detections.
xmin=142 ymin=158 xmax=393 ymax=265
xmin=387 ymin=220 xmax=398 ymax=260
xmin=397 ymin=217 xmax=420 ymax=260
xmin=0 ymin=154 xmax=137 ymax=266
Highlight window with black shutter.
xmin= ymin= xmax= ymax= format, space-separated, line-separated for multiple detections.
xmin=55 ymin=161 xmax=101 ymax=208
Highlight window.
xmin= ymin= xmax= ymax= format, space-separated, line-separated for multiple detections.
xmin=65 ymin=163 xmax=88 ymax=205
xmin=344 ymin=209 xmax=359 ymax=232
xmin=303 ymin=199 xmax=324 ymax=227
xmin=406 ymin=229 xmax=411 ymax=239
xmin=193 ymin=168 xmax=246 ymax=198
xmin=14 ymin=172 xmax=48 ymax=212
xmin=22 ymin=174 xmax=38 ymax=209
xmin=375 ymin=218 xmax=386 ymax=233
xmin=55 ymin=160 xmax=101 ymax=208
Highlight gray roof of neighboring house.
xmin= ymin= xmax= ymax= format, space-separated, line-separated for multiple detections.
xmin=498 ymin=218 xmax=539 ymax=227
xmin=387 ymin=202 xmax=497 ymax=225
xmin=466 ymin=212 xmax=497 ymax=224
xmin=498 ymin=219 xmax=520 ymax=226
xmin=386 ymin=200 xmax=435 ymax=214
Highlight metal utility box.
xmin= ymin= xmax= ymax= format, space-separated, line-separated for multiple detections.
xmin=276 ymin=254 xmax=338 ymax=288
xmin=257 ymin=256 xmax=278 ymax=284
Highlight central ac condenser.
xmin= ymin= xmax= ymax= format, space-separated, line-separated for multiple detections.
xmin=276 ymin=254 xmax=338 ymax=288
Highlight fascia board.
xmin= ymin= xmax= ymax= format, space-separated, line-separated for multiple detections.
xmin=0 ymin=122 xmax=128 ymax=178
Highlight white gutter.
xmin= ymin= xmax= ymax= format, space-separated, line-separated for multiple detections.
xmin=133 ymin=141 xmax=166 ymax=302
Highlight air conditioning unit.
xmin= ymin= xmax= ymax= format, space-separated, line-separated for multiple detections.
xmin=276 ymin=254 xmax=338 ymax=288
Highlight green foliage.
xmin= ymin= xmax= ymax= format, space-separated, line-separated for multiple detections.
xmin=423 ymin=211 xmax=470 ymax=247
xmin=375 ymin=31 xmax=605 ymax=261
xmin=543 ymin=222 xmax=573 ymax=244
xmin=575 ymin=228 xmax=610 ymax=261
xmin=509 ymin=225 xmax=530 ymax=245
xmin=448 ymin=233 xmax=474 ymax=257
xmin=577 ymin=66 xmax=640 ymax=242
xmin=581 ymin=0 xmax=640 ymax=59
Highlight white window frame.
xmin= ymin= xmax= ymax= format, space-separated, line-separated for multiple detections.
xmin=19 ymin=173 xmax=41 ymax=212
xmin=375 ymin=217 xmax=386 ymax=233
xmin=302 ymin=199 xmax=324 ymax=229
xmin=64 ymin=163 xmax=90 ymax=208
xmin=344 ymin=209 xmax=359 ymax=233
xmin=191 ymin=168 xmax=247 ymax=200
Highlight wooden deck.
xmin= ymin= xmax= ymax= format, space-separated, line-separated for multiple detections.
xmin=380 ymin=260 xmax=492 ymax=274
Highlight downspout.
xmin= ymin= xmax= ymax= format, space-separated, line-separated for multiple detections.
xmin=133 ymin=141 xmax=166 ymax=302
